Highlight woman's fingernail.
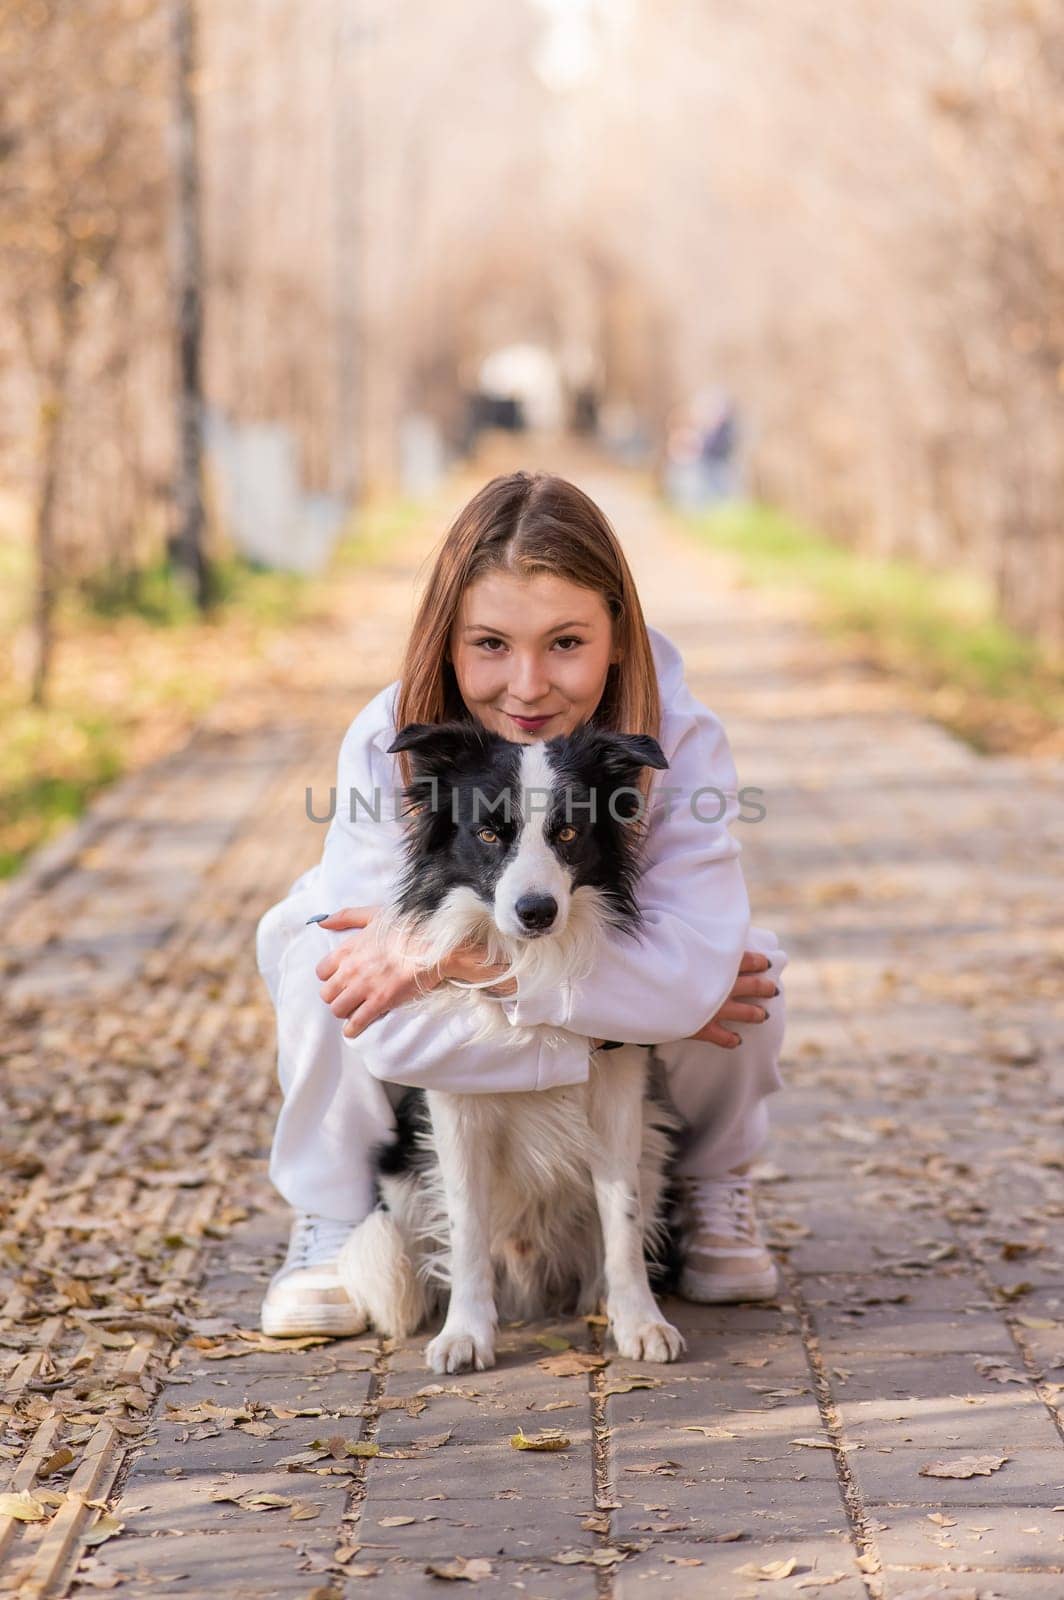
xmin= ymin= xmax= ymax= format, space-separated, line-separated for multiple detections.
xmin=772 ymin=985 xmax=780 ymax=996
xmin=306 ymin=913 xmax=330 ymax=925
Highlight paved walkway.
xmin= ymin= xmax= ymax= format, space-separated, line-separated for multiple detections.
xmin=1 ymin=462 xmax=1061 ymax=1599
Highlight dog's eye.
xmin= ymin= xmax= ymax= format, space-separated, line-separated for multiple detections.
xmin=556 ymin=825 xmax=577 ymax=843
xmin=475 ymin=827 xmax=499 ymax=845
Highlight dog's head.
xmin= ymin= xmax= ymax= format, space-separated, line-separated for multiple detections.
xmin=387 ymin=721 xmax=668 ymax=941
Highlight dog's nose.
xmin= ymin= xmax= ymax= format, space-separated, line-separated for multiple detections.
xmin=515 ymin=893 xmax=558 ymax=931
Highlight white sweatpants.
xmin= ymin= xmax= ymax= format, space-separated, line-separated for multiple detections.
xmin=256 ymin=869 xmax=787 ymax=1224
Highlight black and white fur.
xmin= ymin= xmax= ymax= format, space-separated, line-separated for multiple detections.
xmin=338 ymin=720 xmax=685 ymax=1373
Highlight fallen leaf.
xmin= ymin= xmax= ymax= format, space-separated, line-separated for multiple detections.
xmin=211 ymin=1491 xmax=291 ymax=1511
xmin=535 ymin=1334 xmax=572 ymax=1351
xmin=70 ymin=1316 xmax=134 ymax=1350
xmin=275 ymin=1449 xmax=330 ymax=1470
xmin=920 ymin=1454 xmax=1009 ymax=1479
xmin=412 ymin=1431 xmax=453 ymax=1450
xmin=379 ymin=1514 xmax=417 ymax=1527
xmin=794 ymin=1575 xmax=848 ymax=1590
xmin=790 ymin=1437 xmax=834 ymax=1450
xmin=602 ymin=1376 xmax=663 ymax=1396
xmin=974 ymin=1358 xmax=1027 ymax=1384
xmin=0 ymin=1491 xmax=48 ymax=1521
xmin=536 ymin=1351 xmax=607 ymax=1378
xmin=735 ymin=1556 xmax=799 ymax=1581
xmin=511 ymin=1429 xmax=571 ymax=1452
xmin=664 ymin=1554 xmax=703 ymax=1566
xmin=192 ymin=1330 xmax=331 ymax=1359
xmin=581 ymin=1514 xmax=610 ymax=1534
xmin=378 ymin=1395 xmax=428 ymax=1417
xmin=290 ymin=1502 xmax=322 ymax=1521
xmin=83 ymin=1514 xmax=125 ymax=1547
xmin=37 ymin=1446 xmax=75 ymax=1477
xmin=553 ymin=1547 xmax=627 ymax=1567
xmin=425 ymin=1557 xmax=494 ymax=1581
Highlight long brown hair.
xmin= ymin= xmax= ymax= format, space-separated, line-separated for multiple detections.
xmin=394 ymin=472 xmax=662 ymax=807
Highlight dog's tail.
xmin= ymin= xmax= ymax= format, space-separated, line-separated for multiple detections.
xmin=338 ymin=1208 xmax=427 ymax=1339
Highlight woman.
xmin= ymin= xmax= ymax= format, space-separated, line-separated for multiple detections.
xmin=255 ymin=471 xmax=786 ymax=1337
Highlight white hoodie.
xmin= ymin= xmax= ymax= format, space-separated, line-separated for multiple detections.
xmin=312 ymin=624 xmax=752 ymax=1095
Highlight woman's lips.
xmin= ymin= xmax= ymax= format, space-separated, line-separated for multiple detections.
xmin=507 ymin=712 xmax=555 ymax=730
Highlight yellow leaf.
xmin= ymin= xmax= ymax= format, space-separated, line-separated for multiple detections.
xmin=510 ymin=1429 xmax=571 ymax=1452
xmin=535 ymin=1333 xmax=572 ymax=1351
xmin=0 ymin=1491 xmax=48 ymax=1522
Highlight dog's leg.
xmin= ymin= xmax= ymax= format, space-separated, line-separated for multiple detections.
xmin=588 ymin=1052 xmax=685 ymax=1363
xmin=423 ymin=1092 xmax=498 ymax=1374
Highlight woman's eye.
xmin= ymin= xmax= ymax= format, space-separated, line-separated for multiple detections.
xmin=475 ymin=638 xmax=506 ymax=652
xmin=557 ymin=825 xmax=577 ymax=843
xmin=476 ymin=828 xmax=499 ymax=844
xmin=554 ymin=636 xmax=583 ymax=651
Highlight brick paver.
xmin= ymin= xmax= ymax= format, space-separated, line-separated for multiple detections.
xmin=1 ymin=460 xmax=1061 ymax=1598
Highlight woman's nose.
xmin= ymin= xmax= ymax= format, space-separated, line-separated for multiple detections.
xmin=510 ymin=654 xmax=551 ymax=703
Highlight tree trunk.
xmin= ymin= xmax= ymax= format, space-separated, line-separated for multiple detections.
xmin=30 ymin=267 xmax=79 ymax=710
xmin=169 ymin=0 xmax=208 ymax=607
xmin=31 ymin=392 xmax=65 ymax=709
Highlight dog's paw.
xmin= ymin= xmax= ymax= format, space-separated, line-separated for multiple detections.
xmin=612 ymin=1317 xmax=685 ymax=1363
xmin=425 ymin=1326 xmax=496 ymax=1374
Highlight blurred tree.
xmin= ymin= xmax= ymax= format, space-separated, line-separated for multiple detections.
xmin=0 ymin=0 xmax=167 ymax=703
xmin=168 ymin=0 xmax=208 ymax=607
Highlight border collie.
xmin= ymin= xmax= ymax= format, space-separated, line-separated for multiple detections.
xmin=338 ymin=719 xmax=685 ymax=1374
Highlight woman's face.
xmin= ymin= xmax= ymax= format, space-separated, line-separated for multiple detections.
xmin=449 ymin=570 xmax=619 ymax=742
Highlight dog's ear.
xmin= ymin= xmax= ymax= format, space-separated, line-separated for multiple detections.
xmin=388 ymin=720 xmax=491 ymax=777
xmin=564 ymin=728 xmax=668 ymax=778
xmin=602 ymin=733 xmax=669 ymax=773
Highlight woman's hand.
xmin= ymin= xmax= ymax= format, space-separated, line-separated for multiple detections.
xmin=441 ymin=941 xmax=518 ymax=997
xmin=313 ymin=907 xmax=444 ymax=1039
xmin=688 ymin=951 xmax=777 ymax=1049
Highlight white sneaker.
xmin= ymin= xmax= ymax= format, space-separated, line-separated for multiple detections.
xmin=677 ymin=1176 xmax=779 ymax=1303
xmin=261 ymin=1212 xmax=367 ymax=1338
